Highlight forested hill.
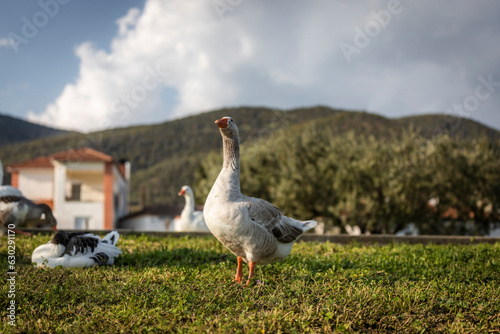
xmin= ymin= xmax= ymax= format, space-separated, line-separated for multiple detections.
xmin=396 ymin=114 xmax=500 ymax=141
xmin=0 ymin=113 xmax=71 ymax=145
xmin=0 ymin=106 xmax=340 ymax=170
xmin=0 ymin=106 xmax=498 ymax=206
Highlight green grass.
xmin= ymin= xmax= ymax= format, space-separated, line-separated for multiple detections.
xmin=1 ymin=234 xmax=500 ymax=333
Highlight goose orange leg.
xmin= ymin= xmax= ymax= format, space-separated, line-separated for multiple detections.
xmin=246 ymin=261 xmax=256 ymax=285
xmin=12 ymin=228 xmax=32 ymax=236
xmin=235 ymin=256 xmax=243 ymax=283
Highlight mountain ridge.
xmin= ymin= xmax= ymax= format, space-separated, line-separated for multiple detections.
xmin=0 ymin=112 xmax=72 ymax=145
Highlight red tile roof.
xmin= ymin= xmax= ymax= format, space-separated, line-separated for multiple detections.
xmin=8 ymin=156 xmax=54 ymax=169
xmin=50 ymin=147 xmax=114 ymax=163
xmin=8 ymin=147 xmax=114 ymax=169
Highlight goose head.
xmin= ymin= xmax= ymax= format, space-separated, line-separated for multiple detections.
xmin=38 ymin=202 xmax=57 ymax=232
xmin=178 ymin=185 xmax=193 ymax=197
xmin=51 ymin=230 xmax=70 ymax=247
xmin=45 ymin=212 xmax=57 ymax=233
xmin=215 ymin=117 xmax=239 ymax=138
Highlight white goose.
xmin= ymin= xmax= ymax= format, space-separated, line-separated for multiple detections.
xmin=204 ymin=117 xmax=317 ymax=284
xmin=173 ymin=185 xmax=210 ymax=232
xmin=0 ymin=159 xmax=57 ymax=235
xmin=32 ymin=230 xmax=121 ymax=268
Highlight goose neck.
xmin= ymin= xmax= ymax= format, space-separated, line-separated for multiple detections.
xmin=222 ymin=135 xmax=240 ymax=171
xmin=40 ymin=204 xmax=57 ymax=226
xmin=181 ymin=194 xmax=195 ymax=217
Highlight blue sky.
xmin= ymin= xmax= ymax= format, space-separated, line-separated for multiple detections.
xmin=0 ymin=1 xmax=145 ymax=124
xmin=1 ymin=0 xmax=500 ymax=132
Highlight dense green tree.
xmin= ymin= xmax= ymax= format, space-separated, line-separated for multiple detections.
xmin=195 ymin=125 xmax=500 ymax=235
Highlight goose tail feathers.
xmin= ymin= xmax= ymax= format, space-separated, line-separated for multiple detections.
xmin=301 ymin=220 xmax=318 ymax=232
xmin=102 ymin=231 xmax=120 ymax=246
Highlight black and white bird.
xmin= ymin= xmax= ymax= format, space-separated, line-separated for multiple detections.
xmin=0 ymin=159 xmax=57 ymax=235
xmin=32 ymin=230 xmax=122 ymax=268
xmin=203 ymin=117 xmax=317 ymax=284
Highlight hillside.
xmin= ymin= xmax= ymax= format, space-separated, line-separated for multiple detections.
xmin=396 ymin=114 xmax=500 ymax=141
xmin=0 ymin=113 xmax=71 ymax=145
xmin=1 ymin=106 xmax=498 ymax=206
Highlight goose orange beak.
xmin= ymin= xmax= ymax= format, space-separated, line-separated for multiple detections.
xmin=178 ymin=189 xmax=186 ymax=196
xmin=215 ymin=118 xmax=228 ymax=129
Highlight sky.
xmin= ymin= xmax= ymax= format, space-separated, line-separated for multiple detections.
xmin=1 ymin=0 xmax=499 ymax=132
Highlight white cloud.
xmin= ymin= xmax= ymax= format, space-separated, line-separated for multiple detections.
xmin=0 ymin=37 xmax=14 ymax=48
xmin=27 ymin=0 xmax=500 ymax=132
xmin=28 ymin=0 xmax=256 ymax=131
xmin=116 ymin=7 xmax=141 ymax=36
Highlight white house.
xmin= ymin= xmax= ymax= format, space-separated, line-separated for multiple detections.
xmin=118 ymin=203 xmax=206 ymax=232
xmin=7 ymin=147 xmax=130 ymax=230
xmin=118 ymin=204 xmax=183 ymax=231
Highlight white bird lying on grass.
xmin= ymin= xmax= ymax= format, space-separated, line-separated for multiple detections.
xmin=203 ymin=116 xmax=317 ymax=285
xmin=173 ymin=185 xmax=210 ymax=232
xmin=32 ymin=230 xmax=122 ymax=268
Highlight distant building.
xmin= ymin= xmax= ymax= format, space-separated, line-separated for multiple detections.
xmin=118 ymin=203 xmax=205 ymax=232
xmin=8 ymin=147 xmax=130 ymax=230
xmin=118 ymin=204 xmax=183 ymax=231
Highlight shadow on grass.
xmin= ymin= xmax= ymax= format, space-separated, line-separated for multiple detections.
xmin=115 ymin=247 xmax=233 ymax=269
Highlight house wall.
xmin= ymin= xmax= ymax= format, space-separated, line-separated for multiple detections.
xmin=118 ymin=215 xmax=172 ymax=231
xmin=53 ymin=161 xmax=108 ymax=230
xmin=65 ymin=170 xmax=104 ymax=202
xmin=56 ymin=201 xmax=105 ymax=230
xmin=104 ymin=162 xmax=113 ymax=229
xmin=12 ymin=159 xmax=130 ymax=231
xmin=17 ymin=169 xmax=53 ymax=200
xmin=10 ymin=172 xmax=19 ymax=188
xmin=112 ymin=164 xmax=129 ymax=220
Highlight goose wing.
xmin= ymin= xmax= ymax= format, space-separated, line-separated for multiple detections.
xmin=246 ymin=197 xmax=304 ymax=243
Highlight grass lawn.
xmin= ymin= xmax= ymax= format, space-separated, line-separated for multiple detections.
xmin=1 ymin=234 xmax=500 ymax=333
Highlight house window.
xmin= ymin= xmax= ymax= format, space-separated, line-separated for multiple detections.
xmin=114 ymin=194 xmax=119 ymax=212
xmin=74 ymin=217 xmax=90 ymax=230
xmin=67 ymin=183 xmax=81 ymax=201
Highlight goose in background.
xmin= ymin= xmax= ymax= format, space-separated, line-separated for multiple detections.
xmin=203 ymin=117 xmax=317 ymax=285
xmin=344 ymin=225 xmax=362 ymax=236
xmin=32 ymin=230 xmax=121 ymax=268
xmin=172 ymin=185 xmax=210 ymax=232
xmin=395 ymin=223 xmax=419 ymax=236
xmin=1 ymin=197 xmax=57 ymax=236
xmin=0 ymin=159 xmax=57 ymax=235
